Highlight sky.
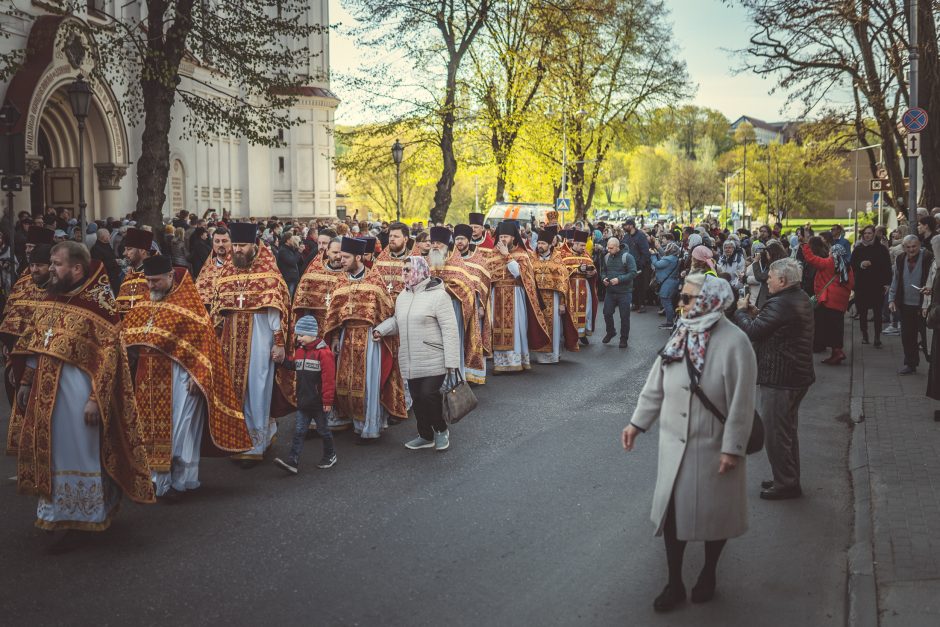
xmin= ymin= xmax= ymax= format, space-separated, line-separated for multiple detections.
xmin=327 ymin=0 xmax=792 ymax=125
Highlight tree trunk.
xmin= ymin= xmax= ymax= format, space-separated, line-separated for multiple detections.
xmin=917 ymin=0 xmax=940 ymax=209
xmin=492 ymin=128 xmax=508 ymax=203
xmin=431 ymin=61 xmax=459 ymax=224
xmin=136 ymin=77 xmax=175 ymax=243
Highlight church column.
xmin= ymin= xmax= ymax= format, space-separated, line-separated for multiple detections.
xmin=95 ymin=163 xmax=128 ymax=220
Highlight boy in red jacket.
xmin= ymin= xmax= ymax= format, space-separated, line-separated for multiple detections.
xmin=274 ymin=315 xmax=337 ymax=473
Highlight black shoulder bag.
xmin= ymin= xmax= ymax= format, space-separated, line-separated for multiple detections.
xmin=684 ymin=350 xmax=764 ymax=455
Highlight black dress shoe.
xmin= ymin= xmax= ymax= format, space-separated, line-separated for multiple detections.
xmin=602 ymin=332 xmax=615 ymax=344
xmin=760 ymin=485 xmax=802 ymax=500
xmin=873 ymin=340 xmax=883 ymax=348
xmin=653 ymin=583 xmax=686 ymax=612
xmin=238 ymin=459 xmax=260 ymax=469
xmin=760 ymin=479 xmax=774 ymax=490
xmin=619 ymin=339 xmax=628 ymax=348
xmin=355 ymin=436 xmax=379 ymax=446
xmin=579 ymin=336 xmax=589 ymax=346
xmin=861 ymin=337 xmax=870 ymax=344
xmin=691 ymin=574 xmax=716 ymax=603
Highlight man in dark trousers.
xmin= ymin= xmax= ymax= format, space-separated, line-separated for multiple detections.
xmin=90 ymin=227 xmax=122 ymax=291
xmin=621 ymin=218 xmax=651 ymax=312
xmin=889 ymin=235 xmax=933 ymax=375
xmin=600 ymin=237 xmax=637 ymax=348
xmin=733 ymin=258 xmax=815 ymax=500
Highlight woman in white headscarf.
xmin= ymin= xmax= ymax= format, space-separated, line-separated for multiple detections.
xmin=622 ymin=274 xmax=757 ymax=612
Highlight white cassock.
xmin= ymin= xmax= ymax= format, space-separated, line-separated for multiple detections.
xmin=491 ymin=260 xmax=531 ymax=371
xmin=28 ymin=356 xmax=121 ymax=530
xmin=244 ymin=308 xmax=280 ymax=456
xmin=532 ymin=291 xmax=561 ymax=364
xmin=152 ymin=362 xmax=206 ymax=496
xmin=585 ymin=282 xmax=595 ymax=335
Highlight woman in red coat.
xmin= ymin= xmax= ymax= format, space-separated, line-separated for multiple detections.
xmin=801 ymin=236 xmax=855 ymax=365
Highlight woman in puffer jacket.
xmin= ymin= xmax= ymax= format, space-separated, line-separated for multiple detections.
xmin=374 ymin=255 xmax=461 ymax=452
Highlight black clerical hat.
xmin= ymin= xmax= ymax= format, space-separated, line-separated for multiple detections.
xmin=27 ymin=227 xmax=54 ymax=246
xmin=142 ymin=254 xmax=173 ymax=276
xmin=340 ymin=236 xmax=366 ymax=256
xmin=358 ymin=236 xmax=377 ymax=254
xmin=496 ymin=221 xmax=518 ymax=237
xmin=468 ymin=212 xmax=485 ymax=226
xmin=538 ymin=226 xmax=558 ymax=244
xmin=429 ymin=226 xmax=452 ymax=245
xmin=29 ymin=244 xmax=52 ymax=265
xmin=229 ymin=222 xmax=259 ymax=244
xmin=572 ymin=230 xmax=589 ymax=243
xmin=453 ymin=224 xmax=472 ymax=241
xmin=124 ymin=228 xmax=154 ymax=251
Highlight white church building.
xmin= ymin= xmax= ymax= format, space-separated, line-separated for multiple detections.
xmin=0 ymin=1 xmax=338 ymax=221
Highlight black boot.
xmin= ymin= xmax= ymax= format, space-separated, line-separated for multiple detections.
xmin=691 ymin=572 xmax=716 ymax=603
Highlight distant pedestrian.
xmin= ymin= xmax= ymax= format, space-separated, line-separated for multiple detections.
xmin=801 ymin=236 xmax=854 ymax=365
xmin=623 ymin=273 xmax=757 ymax=612
xmin=601 ymin=237 xmax=637 ymax=348
xmin=733 ymin=258 xmax=814 ymax=500
xmin=276 ymin=235 xmax=303 ymax=298
xmin=889 ymin=235 xmax=933 ymax=375
xmin=621 ymin=219 xmax=651 ymax=312
xmin=650 ymin=239 xmax=681 ymax=329
xmin=851 ymin=225 xmax=892 ymax=347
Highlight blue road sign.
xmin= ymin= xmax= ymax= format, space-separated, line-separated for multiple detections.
xmin=555 ymin=198 xmax=570 ymax=212
xmin=902 ymin=107 xmax=929 ymax=133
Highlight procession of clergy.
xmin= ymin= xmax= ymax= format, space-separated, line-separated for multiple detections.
xmin=1 ymin=209 xmax=597 ymax=538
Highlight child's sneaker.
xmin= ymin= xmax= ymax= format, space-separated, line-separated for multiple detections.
xmin=317 ymin=454 xmax=337 ymax=469
xmin=274 ymin=457 xmax=298 ymax=475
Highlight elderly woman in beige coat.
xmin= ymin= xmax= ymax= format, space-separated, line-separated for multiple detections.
xmin=622 ymin=273 xmax=757 ymax=612
xmin=374 ymin=255 xmax=461 ymax=452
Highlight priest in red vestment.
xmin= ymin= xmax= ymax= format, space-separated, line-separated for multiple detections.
xmin=115 ymin=228 xmax=154 ymax=315
xmin=8 ymin=241 xmax=154 ymax=535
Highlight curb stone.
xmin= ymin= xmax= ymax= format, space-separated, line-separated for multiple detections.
xmin=847 ymin=322 xmax=878 ymax=627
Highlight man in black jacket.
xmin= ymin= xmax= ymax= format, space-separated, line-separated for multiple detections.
xmin=851 ymin=226 xmax=893 ymax=346
xmin=90 ymin=228 xmax=122 ymax=292
xmin=733 ymin=257 xmax=815 ymax=500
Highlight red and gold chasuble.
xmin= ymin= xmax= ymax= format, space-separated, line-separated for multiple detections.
xmin=0 ymin=270 xmax=46 ymax=403
xmin=195 ymin=256 xmax=227 ymax=306
xmin=490 ymin=246 xmax=550 ymax=353
xmin=122 ymin=269 xmax=252 ymax=471
xmin=210 ymin=244 xmax=295 ymax=417
xmin=115 ymin=269 xmax=149 ymax=315
xmin=7 ymin=261 xmax=155 ymax=505
xmin=323 ymin=269 xmax=406 ymax=421
xmin=372 ymin=245 xmax=413 ymax=300
xmin=460 ymin=247 xmax=495 ymax=356
xmin=292 ymin=254 xmax=343 ymax=330
xmin=533 ymin=251 xmax=580 ymax=353
xmin=431 ymin=253 xmax=485 ymax=373
xmin=559 ymin=250 xmax=599 ymax=336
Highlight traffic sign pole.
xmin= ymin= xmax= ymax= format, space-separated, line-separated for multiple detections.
xmin=908 ymin=0 xmax=920 ymax=218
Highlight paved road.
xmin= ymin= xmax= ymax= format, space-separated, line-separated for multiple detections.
xmin=0 ymin=312 xmax=852 ymax=626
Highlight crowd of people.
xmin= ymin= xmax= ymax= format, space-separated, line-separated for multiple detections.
xmin=4 ymin=202 xmax=940 ymax=572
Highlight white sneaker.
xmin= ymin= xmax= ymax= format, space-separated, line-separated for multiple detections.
xmin=882 ymin=326 xmax=900 ymax=336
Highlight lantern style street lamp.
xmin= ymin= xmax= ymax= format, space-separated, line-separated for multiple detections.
xmin=391 ymin=139 xmax=404 ymax=222
xmin=67 ymin=74 xmax=93 ymax=236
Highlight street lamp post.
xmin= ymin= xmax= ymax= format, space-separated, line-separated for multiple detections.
xmin=0 ymin=102 xmax=22 ymax=292
xmin=391 ymin=139 xmax=404 ymax=222
xmin=67 ymin=75 xmax=93 ymax=237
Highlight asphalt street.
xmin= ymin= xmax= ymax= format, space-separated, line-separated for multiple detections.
xmin=0 ymin=311 xmax=852 ymax=626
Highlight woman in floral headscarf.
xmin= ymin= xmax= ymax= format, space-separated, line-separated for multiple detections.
xmin=801 ymin=234 xmax=855 ymax=365
xmin=374 ymin=256 xmax=461 ymax=452
xmin=622 ymin=273 xmax=757 ymax=612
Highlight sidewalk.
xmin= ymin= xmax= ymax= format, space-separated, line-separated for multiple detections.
xmin=850 ymin=320 xmax=940 ymax=627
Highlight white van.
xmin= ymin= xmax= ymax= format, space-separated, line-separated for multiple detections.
xmin=483 ymin=202 xmax=558 ymax=227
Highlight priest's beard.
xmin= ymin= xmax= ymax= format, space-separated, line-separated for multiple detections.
xmin=428 ymin=248 xmax=447 ymax=270
xmin=232 ymin=248 xmax=256 ymax=269
xmin=47 ymin=273 xmax=77 ymax=294
xmin=31 ymin=271 xmax=50 ymax=287
xmin=327 ymin=259 xmax=343 ymax=270
xmin=149 ymin=289 xmax=168 ymax=302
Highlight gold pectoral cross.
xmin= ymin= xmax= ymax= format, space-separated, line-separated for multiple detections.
xmin=43 ymin=328 xmax=54 ymax=348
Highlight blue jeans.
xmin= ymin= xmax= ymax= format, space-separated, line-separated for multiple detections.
xmin=288 ymin=407 xmax=334 ymax=466
xmin=659 ymin=278 xmax=679 ymax=325
xmin=603 ymin=291 xmax=632 ymax=340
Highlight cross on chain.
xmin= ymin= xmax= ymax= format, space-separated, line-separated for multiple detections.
xmin=325 ymin=292 xmax=332 ymax=308
xmin=237 ymin=293 xmax=246 ymax=309
xmin=145 ymin=317 xmax=156 ymax=332
xmin=43 ymin=328 xmax=54 ymax=348
xmin=386 ymin=282 xmax=394 ymax=294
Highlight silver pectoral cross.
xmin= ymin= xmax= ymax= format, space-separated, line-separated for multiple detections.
xmin=145 ymin=317 xmax=156 ymax=332
xmin=43 ymin=328 xmax=54 ymax=348
xmin=325 ymin=292 xmax=332 ymax=307
xmin=386 ymin=282 xmax=393 ymax=294
xmin=237 ymin=293 xmax=246 ymax=309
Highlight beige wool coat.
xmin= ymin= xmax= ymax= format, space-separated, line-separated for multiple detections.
xmin=375 ymin=277 xmax=461 ymax=380
xmin=631 ymin=316 xmax=757 ymax=541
